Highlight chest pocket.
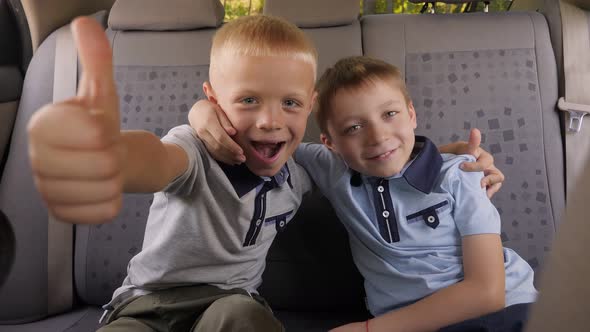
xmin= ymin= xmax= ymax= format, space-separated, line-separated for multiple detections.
xmin=265 ymin=210 xmax=294 ymax=233
xmin=405 ymin=201 xmax=450 ymax=229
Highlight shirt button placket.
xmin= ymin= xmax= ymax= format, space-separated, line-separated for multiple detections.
xmin=375 ymin=180 xmax=395 ymax=243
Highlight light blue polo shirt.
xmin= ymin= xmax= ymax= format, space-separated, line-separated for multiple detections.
xmin=295 ymin=136 xmax=537 ymax=316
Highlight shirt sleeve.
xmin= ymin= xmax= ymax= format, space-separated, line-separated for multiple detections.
xmin=446 ymin=155 xmax=501 ymax=236
xmin=294 ymin=143 xmax=348 ymax=192
xmin=160 ymin=124 xmax=206 ymax=196
xmin=288 ymin=161 xmax=314 ymax=196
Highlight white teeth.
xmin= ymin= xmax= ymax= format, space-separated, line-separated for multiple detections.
xmin=253 ymin=142 xmax=283 ymax=159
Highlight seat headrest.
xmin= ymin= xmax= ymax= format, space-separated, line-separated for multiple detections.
xmin=263 ymin=0 xmax=359 ymax=28
xmin=108 ymin=0 xmax=224 ymax=31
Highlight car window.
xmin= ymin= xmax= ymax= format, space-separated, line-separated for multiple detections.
xmin=222 ymin=0 xmax=513 ymax=21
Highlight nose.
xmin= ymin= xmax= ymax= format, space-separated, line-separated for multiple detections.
xmin=256 ymin=104 xmax=284 ymax=131
xmin=366 ymin=122 xmax=389 ymax=146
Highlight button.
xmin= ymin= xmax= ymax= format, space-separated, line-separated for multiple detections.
xmin=256 ymin=219 xmax=262 ymax=226
xmin=427 ymin=215 xmax=436 ymax=223
xmin=279 ymin=220 xmax=285 ymax=227
xmin=382 ymin=210 xmax=390 ymax=218
xmin=377 ymin=186 xmax=385 ymax=193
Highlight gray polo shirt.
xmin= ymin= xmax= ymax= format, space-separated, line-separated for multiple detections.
xmin=106 ymin=125 xmax=312 ymax=309
xmin=295 ymin=136 xmax=537 ymax=316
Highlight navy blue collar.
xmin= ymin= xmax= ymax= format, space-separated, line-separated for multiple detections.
xmin=350 ymin=136 xmax=442 ymax=194
xmin=218 ymin=162 xmax=291 ymax=198
xmin=403 ymin=136 xmax=443 ymax=194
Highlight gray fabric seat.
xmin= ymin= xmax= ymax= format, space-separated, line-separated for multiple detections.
xmin=361 ymin=12 xmax=564 ymax=273
xmin=0 ymin=1 xmax=564 ymax=331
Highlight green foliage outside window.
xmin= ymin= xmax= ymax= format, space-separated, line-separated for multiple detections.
xmin=362 ymin=0 xmax=511 ymax=14
xmin=223 ymin=0 xmax=263 ymax=21
xmin=223 ymin=0 xmax=511 ymax=21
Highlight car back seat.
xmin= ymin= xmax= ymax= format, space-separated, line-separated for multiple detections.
xmin=0 ymin=1 xmax=565 ymax=331
xmin=362 ymin=10 xmax=565 ymax=273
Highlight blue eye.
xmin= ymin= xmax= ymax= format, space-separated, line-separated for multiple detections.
xmin=385 ymin=110 xmax=398 ymax=118
xmin=283 ymin=99 xmax=301 ymax=108
xmin=345 ymin=124 xmax=362 ymax=135
xmin=241 ymin=97 xmax=257 ymax=105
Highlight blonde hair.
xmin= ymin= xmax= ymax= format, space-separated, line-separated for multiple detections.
xmin=315 ymin=56 xmax=411 ymax=135
xmin=210 ymin=15 xmax=318 ymax=78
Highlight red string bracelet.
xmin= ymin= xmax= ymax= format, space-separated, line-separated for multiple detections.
xmin=365 ymin=319 xmax=370 ymax=332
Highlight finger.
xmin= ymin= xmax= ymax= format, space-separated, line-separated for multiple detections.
xmin=200 ymin=131 xmax=244 ymax=165
xmin=49 ymin=195 xmax=123 ymax=225
xmin=215 ymin=104 xmax=237 ymax=136
xmin=461 ymin=148 xmax=493 ymax=172
xmin=481 ymin=171 xmax=505 ymax=188
xmin=212 ymin=127 xmax=244 ymax=159
xmin=35 ymin=176 xmax=122 ymax=205
xmin=71 ymin=16 xmax=119 ymax=124
xmin=29 ymin=145 xmax=122 ymax=180
xmin=466 ymin=128 xmax=482 ymax=156
xmin=486 ymin=182 xmax=502 ymax=199
xmin=28 ymin=100 xmax=119 ymax=149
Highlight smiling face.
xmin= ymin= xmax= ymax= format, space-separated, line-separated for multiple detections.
xmin=322 ymin=79 xmax=417 ymax=178
xmin=206 ymin=55 xmax=316 ymax=177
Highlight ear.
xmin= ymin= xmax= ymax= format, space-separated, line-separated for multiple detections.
xmin=203 ymin=82 xmax=218 ymax=104
xmin=407 ymin=100 xmax=417 ymax=129
xmin=307 ymin=91 xmax=318 ymax=117
xmin=320 ymin=133 xmax=338 ymax=153
xmin=308 ymin=91 xmax=318 ymax=117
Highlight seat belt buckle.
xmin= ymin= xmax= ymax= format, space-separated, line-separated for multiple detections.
xmin=557 ymin=97 xmax=590 ymax=133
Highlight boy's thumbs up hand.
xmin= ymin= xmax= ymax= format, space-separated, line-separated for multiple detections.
xmin=74 ymin=16 xmax=120 ymax=133
xmin=27 ymin=17 xmax=125 ymax=224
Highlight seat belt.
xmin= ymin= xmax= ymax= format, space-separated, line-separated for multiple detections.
xmin=557 ymin=0 xmax=590 ymax=197
xmin=47 ymin=24 xmax=77 ymax=315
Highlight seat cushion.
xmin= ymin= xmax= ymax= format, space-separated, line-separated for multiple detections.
xmin=0 ymin=306 xmax=104 ymax=332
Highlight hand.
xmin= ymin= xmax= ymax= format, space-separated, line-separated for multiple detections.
xmin=27 ymin=17 xmax=125 ymax=224
xmin=439 ymin=129 xmax=505 ymax=198
xmin=188 ymin=99 xmax=245 ymax=165
xmin=329 ymin=321 xmax=366 ymax=332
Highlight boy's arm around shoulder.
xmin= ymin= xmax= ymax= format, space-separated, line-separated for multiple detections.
xmin=294 ymin=143 xmax=348 ymax=192
xmin=438 ymin=128 xmax=505 ymax=198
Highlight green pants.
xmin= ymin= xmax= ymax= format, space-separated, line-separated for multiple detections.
xmin=97 ymin=285 xmax=284 ymax=332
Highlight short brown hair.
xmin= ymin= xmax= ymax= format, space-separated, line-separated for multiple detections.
xmin=315 ymin=56 xmax=411 ymax=135
xmin=210 ymin=15 xmax=318 ymax=79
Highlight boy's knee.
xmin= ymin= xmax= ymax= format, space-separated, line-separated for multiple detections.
xmin=194 ymin=294 xmax=282 ymax=332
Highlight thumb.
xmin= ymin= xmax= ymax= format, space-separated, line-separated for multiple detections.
xmin=466 ymin=128 xmax=481 ymax=155
xmin=71 ymin=16 xmax=119 ymax=124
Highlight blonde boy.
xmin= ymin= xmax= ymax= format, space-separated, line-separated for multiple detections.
xmin=28 ymin=15 xmax=317 ymax=332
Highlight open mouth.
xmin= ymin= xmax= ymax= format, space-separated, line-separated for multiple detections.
xmin=250 ymin=141 xmax=286 ymax=163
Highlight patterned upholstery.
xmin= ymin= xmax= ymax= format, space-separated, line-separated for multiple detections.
xmin=406 ymin=49 xmax=553 ymax=271
xmin=76 ymin=65 xmax=210 ymax=305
